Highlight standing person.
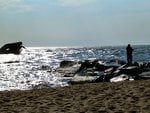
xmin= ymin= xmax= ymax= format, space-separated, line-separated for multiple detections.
xmin=126 ymin=44 xmax=134 ymax=65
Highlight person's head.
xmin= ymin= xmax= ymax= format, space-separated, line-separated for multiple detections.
xmin=128 ymin=44 xmax=131 ymax=47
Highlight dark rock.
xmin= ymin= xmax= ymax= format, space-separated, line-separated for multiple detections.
xmin=94 ymin=73 xmax=113 ymax=82
xmin=104 ymin=67 xmax=115 ymax=74
xmin=0 ymin=42 xmax=25 ymax=54
xmin=95 ymin=63 xmax=110 ymax=71
xmin=75 ymin=60 xmax=98 ymax=74
xmin=103 ymin=74 xmax=114 ymax=82
xmin=146 ymin=62 xmax=150 ymax=68
xmin=57 ymin=61 xmax=81 ymax=77
xmin=94 ymin=75 xmax=105 ymax=82
xmin=68 ymin=80 xmax=93 ymax=85
xmin=41 ymin=65 xmax=52 ymax=71
xmin=139 ymin=72 xmax=150 ymax=79
xmin=116 ymin=66 xmax=140 ymax=76
xmin=117 ymin=64 xmax=128 ymax=70
xmin=46 ymin=49 xmax=53 ymax=52
xmin=4 ymin=61 xmax=20 ymax=64
xmin=59 ymin=60 xmax=77 ymax=68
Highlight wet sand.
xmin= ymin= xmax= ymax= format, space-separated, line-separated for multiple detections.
xmin=0 ymin=80 xmax=150 ymax=113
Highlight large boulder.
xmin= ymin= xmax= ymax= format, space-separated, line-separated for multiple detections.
xmin=114 ymin=66 xmax=140 ymax=76
xmin=59 ymin=60 xmax=77 ymax=68
xmin=0 ymin=42 xmax=25 ymax=54
xmin=57 ymin=60 xmax=81 ymax=77
xmin=139 ymin=71 xmax=150 ymax=79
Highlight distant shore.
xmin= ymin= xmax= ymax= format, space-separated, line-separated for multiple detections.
xmin=0 ymin=80 xmax=150 ymax=113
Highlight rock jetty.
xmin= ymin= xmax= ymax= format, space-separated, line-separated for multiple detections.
xmin=56 ymin=60 xmax=150 ymax=84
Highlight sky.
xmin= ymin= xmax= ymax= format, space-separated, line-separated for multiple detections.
xmin=0 ymin=0 xmax=150 ymax=47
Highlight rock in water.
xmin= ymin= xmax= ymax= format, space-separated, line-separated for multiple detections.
xmin=57 ymin=60 xmax=81 ymax=77
xmin=59 ymin=60 xmax=77 ymax=68
xmin=0 ymin=42 xmax=25 ymax=54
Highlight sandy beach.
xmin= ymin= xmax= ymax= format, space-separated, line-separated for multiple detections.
xmin=0 ymin=80 xmax=150 ymax=113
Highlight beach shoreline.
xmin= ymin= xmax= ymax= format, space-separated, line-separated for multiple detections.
xmin=0 ymin=80 xmax=150 ymax=113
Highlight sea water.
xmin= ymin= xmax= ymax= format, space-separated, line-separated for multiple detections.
xmin=0 ymin=45 xmax=150 ymax=91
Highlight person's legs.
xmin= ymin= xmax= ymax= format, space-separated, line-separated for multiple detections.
xmin=127 ymin=55 xmax=130 ymax=65
xmin=127 ymin=55 xmax=132 ymax=65
xmin=130 ymin=55 xmax=132 ymax=65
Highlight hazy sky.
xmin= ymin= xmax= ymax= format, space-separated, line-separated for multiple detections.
xmin=0 ymin=0 xmax=150 ymax=47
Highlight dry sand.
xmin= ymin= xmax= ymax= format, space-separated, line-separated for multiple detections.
xmin=0 ymin=80 xmax=150 ymax=113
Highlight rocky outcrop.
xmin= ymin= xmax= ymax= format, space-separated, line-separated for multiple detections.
xmin=57 ymin=60 xmax=81 ymax=77
xmin=0 ymin=42 xmax=25 ymax=54
xmin=56 ymin=60 xmax=150 ymax=85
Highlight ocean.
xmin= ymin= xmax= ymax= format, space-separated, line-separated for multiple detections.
xmin=0 ymin=45 xmax=150 ymax=91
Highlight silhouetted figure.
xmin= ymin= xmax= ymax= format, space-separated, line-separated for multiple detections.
xmin=126 ymin=44 xmax=134 ymax=65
